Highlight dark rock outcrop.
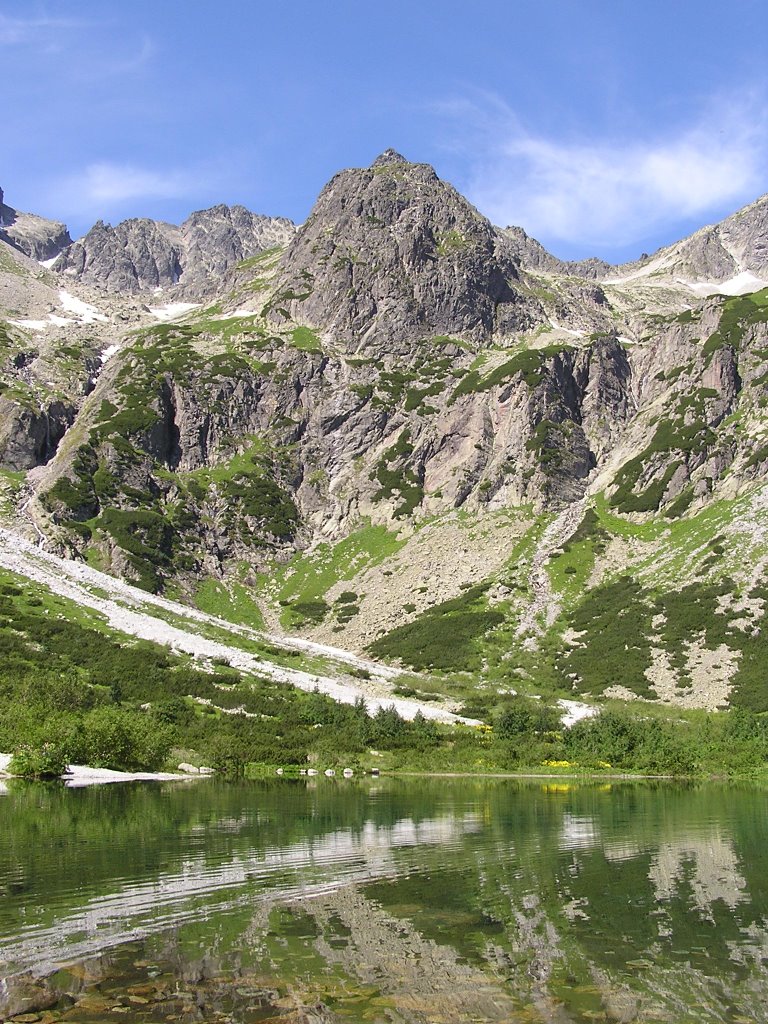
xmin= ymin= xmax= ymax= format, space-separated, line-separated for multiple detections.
xmin=0 ymin=397 xmax=76 ymax=470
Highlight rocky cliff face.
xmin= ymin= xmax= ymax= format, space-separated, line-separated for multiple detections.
xmin=3 ymin=154 xmax=768 ymax=710
xmin=55 ymin=205 xmax=295 ymax=297
xmin=0 ymin=188 xmax=72 ymax=262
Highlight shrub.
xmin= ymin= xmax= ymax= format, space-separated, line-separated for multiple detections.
xmin=69 ymin=707 xmax=171 ymax=771
xmin=495 ymin=697 xmax=561 ymax=738
xmin=9 ymin=742 xmax=69 ymax=779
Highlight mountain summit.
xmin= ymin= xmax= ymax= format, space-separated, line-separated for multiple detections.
xmin=269 ymin=151 xmax=540 ymax=347
xmin=371 ymin=148 xmax=410 ymax=166
xmin=0 ymin=187 xmax=71 ymax=262
xmin=55 ymin=205 xmax=295 ymax=296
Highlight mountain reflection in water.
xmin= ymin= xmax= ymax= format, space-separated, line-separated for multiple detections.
xmin=1 ymin=777 xmax=766 ymax=1023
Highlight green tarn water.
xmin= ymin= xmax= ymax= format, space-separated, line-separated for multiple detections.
xmin=1 ymin=777 xmax=767 ymax=1023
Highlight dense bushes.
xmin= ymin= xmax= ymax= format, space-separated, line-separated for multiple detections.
xmin=495 ymin=696 xmax=561 ymax=738
xmin=368 ymin=584 xmax=504 ymax=671
xmin=562 ymin=706 xmax=768 ymax=775
xmin=563 ymin=710 xmax=696 ymax=774
xmin=9 ymin=743 xmax=69 ymax=779
xmin=66 ymin=707 xmax=171 ymax=771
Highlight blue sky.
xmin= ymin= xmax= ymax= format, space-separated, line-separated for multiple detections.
xmin=3 ymin=0 xmax=767 ymax=262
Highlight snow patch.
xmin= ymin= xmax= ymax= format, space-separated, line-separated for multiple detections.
xmin=10 ymin=319 xmax=49 ymax=331
xmin=549 ymin=319 xmax=585 ymax=338
xmin=11 ymin=294 xmax=109 ymax=332
xmin=59 ymin=289 xmax=107 ymax=323
xmin=148 ymin=302 xmax=198 ymax=320
xmin=679 ymin=271 xmax=768 ymax=298
xmin=62 ymin=764 xmax=198 ymax=787
xmin=0 ymin=752 xmax=200 ymax=788
xmin=38 ymin=256 xmax=60 ymax=269
xmin=210 ymin=308 xmax=259 ymax=320
xmin=101 ymin=343 xmax=121 ymax=364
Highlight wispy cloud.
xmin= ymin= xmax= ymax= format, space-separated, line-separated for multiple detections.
xmin=443 ymin=92 xmax=768 ymax=249
xmin=51 ymin=162 xmax=202 ymax=217
xmin=107 ymin=35 xmax=156 ymax=75
xmin=45 ymin=159 xmax=242 ymax=228
xmin=0 ymin=13 xmax=84 ymax=46
xmin=0 ymin=12 xmax=154 ymax=77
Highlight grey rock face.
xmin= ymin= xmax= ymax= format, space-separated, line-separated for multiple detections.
xmin=0 ymin=193 xmax=71 ymax=262
xmin=504 ymin=192 xmax=768 ymax=287
xmin=55 ymin=206 xmax=295 ymax=297
xmin=178 ymin=205 xmax=295 ymax=297
xmin=668 ymin=193 xmax=768 ymax=281
xmin=56 ymin=219 xmax=182 ymax=293
xmin=270 ymin=153 xmax=545 ymax=347
xmin=502 ymin=225 xmax=612 ymax=280
xmin=608 ymin=193 xmax=768 ymax=284
xmin=5 ymin=153 xmax=768 ymax=606
xmin=0 ymin=397 xmax=76 ymax=470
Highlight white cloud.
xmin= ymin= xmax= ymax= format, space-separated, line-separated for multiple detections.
xmin=446 ymin=93 xmax=768 ymax=249
xmin=44 ymin=158 xmax=242 ymax=228
xmin=79 ymin=163 xmax=198 ymax=205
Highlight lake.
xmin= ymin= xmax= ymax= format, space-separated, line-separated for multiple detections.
xmin=1 ymin=777 xmax=767 ymax=1023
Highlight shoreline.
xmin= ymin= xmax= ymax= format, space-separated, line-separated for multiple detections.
xmin=2 ymin=753 xmax=763 ymax=788
xmin=0 ymin=753 xmax=207 ymax=788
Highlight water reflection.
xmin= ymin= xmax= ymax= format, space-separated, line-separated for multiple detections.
xmin=1 ymin=778 xmax=767 ymax=1023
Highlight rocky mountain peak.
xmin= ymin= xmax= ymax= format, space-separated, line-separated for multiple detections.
xmin=371 ymin=148 xmax=410 ymax=167
xmin=53 ymin=204 xmax=295 ymax=297
xmin=269 ymin=155 xmax=543 ymax=347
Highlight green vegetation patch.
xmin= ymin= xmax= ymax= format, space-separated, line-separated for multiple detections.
xmin=371 ymin=428 xmax=424 ymax=518
xmin=290 ymin=326 xmax=322 ymax=353
xmin=42 ymin=445 xmax=99 ymax=519
xmin=525 ymin=418 xmax=572 ymax=475
xmin=235 ymin=246 xmax=284 ymax=270
xmin=547 ymin=508 xmax=610 ymax=600
xmin=436 ymin=229 xmax=471 ymax=256
xmin=367 ymin=583 xmax=504 ymax=672
xmin=609 ymin=390 xmax=721 ymax=514
xmin=195 ymin=577 xmax=266 ymax=629
xmin=274 ymin=522 xmax=404 ymax=616
xmin=702 ymin=287 xmax=768 ymax=360
xmin=95 ymin=507 xmax=175 ymax=592
xmin=449 ymin=345 xmax=573 ymax=403
xmin=559 ymin=576 xmax=655 ymax=697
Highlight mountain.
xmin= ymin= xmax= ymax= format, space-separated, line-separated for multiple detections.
xmin=1 ymin=158 xmax=768 ymax=716
xmin=54 ymin=204 xmax=296 ymax=296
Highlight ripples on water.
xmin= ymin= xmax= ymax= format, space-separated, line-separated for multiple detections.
xmin=1 ymin=778 xmax=767 ymax=1023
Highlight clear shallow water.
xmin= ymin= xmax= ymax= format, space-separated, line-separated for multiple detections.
xmin=1 ymin=777 xmax=767 ymax=1023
